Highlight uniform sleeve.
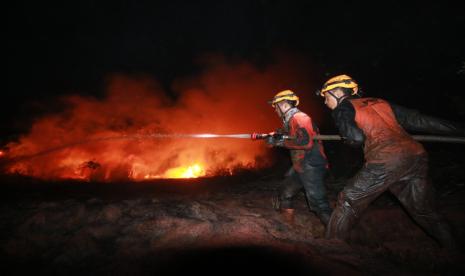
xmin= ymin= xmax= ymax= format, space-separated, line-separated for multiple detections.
xmin=283 ymin=113 xmax=314 ymax=150
xmin=331 ymin=100 xmax=365 ymax=147
xmin=390 ymin=103 xmax=465 ymax=135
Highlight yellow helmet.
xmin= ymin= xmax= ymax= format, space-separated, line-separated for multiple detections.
xmin=269 ymin=90 xmax=299 ymax=107
xmin=317 ymin=74 xmax=359 ymax=97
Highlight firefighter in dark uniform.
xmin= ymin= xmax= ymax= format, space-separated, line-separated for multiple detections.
xmin=317 ymin=74 xmax=464 ymax=249
xmin=267 ymin=90 xmax=332 ymax=226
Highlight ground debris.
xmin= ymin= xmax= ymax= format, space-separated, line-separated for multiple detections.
xmin=1 ymin=174 xmax=464 ymax=275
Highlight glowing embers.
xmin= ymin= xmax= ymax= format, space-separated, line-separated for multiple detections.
xmin=142 ymin=163 xmax=205 ymax=179
xmin=3 ymin=64 xmax=299 ymax=181
xmin=164 ymin=163 xmax=205 ymax=179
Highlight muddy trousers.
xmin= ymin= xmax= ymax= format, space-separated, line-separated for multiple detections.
xmin=325 ymin=153 xmax=455 ymax=249
xmin=278 ymin=166 xmax=332 ymax=224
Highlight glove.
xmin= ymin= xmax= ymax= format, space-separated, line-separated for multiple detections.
xmin=266 ymin=134 xmax=284 ymax=147
xmin=275 ymin=128 xmax=285 ymax=135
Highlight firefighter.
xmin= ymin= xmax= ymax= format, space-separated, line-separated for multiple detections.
xmin=317 ymin=74 xmax=464 ymax=249
xmin=267 ymin=90 xmax=332 ymax=226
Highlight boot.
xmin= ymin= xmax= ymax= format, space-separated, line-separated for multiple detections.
xmin=271 ymin=195 xmax=281 ymax=211
xmin=280 ymin=208 xmax=295 ymax=225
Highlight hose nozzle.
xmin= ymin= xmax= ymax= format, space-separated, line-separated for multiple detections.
xmin=251 ymin=132 xmax=292 ymax=140
xmin=251 ymin=133 xmax=270 ymax=140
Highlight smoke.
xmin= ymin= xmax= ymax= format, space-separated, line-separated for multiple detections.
xmin=4 ymin=53 xmax=322 ymax=181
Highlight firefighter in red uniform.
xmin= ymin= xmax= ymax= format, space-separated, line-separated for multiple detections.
xmin=317 ymin=74 xmax=464 ymax=249
xmin=267 ymin=90 xmax=332 ymax=226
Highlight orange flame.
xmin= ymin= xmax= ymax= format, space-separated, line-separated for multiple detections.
xmin=162 ymin=163 xmax=205 ymax=179
xmin=3 ymin=54 xmax=321 ymax=181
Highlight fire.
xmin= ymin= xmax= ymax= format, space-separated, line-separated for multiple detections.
xmin=163 ymin=164 xmax=205 ymax=179
xmin=142 ymin=164 xmax=205 ymax=179
xmin=2 ymin=54 xmax=321 ymax=181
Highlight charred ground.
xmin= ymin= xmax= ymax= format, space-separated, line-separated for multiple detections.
xmin=1 ymin=144 xmax=464 ymax=275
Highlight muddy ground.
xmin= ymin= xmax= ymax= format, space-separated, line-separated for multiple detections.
xmin=1 ymin=145 xmax=464 ymax=275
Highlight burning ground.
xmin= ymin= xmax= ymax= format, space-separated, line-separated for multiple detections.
xmin=2 ymin=54 xmax=321 ymax=181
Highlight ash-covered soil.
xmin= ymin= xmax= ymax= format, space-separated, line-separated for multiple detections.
xmin=1 ymin=145 xmax=465 ymax=275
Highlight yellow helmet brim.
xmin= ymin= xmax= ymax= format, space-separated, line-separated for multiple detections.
xmin=319 ymin=75 xmax=358 ymax=97
xmin=269 ymin=92 xmax=300 ymax=107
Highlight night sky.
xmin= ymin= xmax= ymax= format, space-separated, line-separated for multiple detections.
xmin=5 ymin=1 xmax=465 ymax=142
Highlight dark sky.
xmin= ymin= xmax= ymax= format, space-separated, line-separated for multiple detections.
xmin=5 ymin=1 xmax=465 ymax=140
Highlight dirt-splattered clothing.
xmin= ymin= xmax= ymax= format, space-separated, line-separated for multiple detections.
xmin=326 ymin=97 xmax=462 ymax=248
xmin=277 ymin=108 xmax=331 ymax=224
xmin=281 ymin=107 xmax=327 ymax=172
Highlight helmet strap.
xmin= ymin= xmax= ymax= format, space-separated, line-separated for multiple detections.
xmin=275 ymin=103 xmax=284 ymax=117
xmin=276 ymin=101 xmax=291 ymax=118
xmin=327 ymin=91 xmax=349 ymax=106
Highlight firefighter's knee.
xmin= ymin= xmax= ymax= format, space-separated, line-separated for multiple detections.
xmin=337 ymin=192 xmax=358 ymax=218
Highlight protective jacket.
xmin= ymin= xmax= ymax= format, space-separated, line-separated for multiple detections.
xmin=331 ymin=97 xmax=465 ymax=163
xmin=326 ymin=97 xmax=463 ymax=248
xmin=276 ymin=107 xmax=332 ymax=224
xmin=281 ymin=107 xmax=327 ymax=172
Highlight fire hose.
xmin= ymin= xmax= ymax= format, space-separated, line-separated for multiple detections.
xmin=125 ymin=133 xmax=465 ymax=143
xmin=155 ymin=133 xmax=465 ymax=144
xmin=1 ymin=133 xmax=464 ymax=164
xmin=249 ymin=133 xmax=465 ymax=143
